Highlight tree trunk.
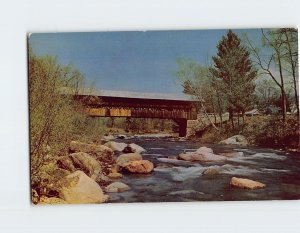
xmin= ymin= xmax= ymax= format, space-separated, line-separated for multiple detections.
xmin=211 ymin=100 xmax=217 ymax=124
xmin=283 ymin=29 xmax=299 ymax=118
xmin=200 ymin=101 xmax=219 ymax=130
xmin=217 ymin=93 xmax=223 ymax=129
xmin=229 ymin=109 xmax=234 ymax=129
xmin=280 ymin=87 xmax=287 ymax=121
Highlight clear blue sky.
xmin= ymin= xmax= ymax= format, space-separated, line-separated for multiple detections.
xmin=29 ymin=29 xmax=262 ymax=94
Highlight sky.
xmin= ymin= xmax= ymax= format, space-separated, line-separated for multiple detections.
xmin=29 ymin=29 xmax=263 ymax=95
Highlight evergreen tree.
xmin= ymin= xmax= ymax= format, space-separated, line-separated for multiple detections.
xmin=210 ymin=30 xmax=257 ymax=127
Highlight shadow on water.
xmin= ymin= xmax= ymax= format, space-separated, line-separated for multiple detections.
xmin=109 ymin=136 xmax=300 ymax=203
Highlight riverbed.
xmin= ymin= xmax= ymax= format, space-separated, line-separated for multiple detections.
xmin=108 ymin=136 xmax=300 ymax=202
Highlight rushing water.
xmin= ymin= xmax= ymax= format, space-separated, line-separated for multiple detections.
xmin=108 ymin=136 xmax=300 ymax=203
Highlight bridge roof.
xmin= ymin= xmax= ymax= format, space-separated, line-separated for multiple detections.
xmin=70 ymin=88 xmax=195 ymax=102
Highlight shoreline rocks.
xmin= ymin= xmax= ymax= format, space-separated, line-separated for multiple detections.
xmin=104 ymin=141 xmax=127 ymax=152
xmin=230 ymin=177 xmax=266 ymax=189
xmin=69 ymin=141 xmax=113 ymax=162
xmin=219 ymin=135 xmax=248 ymax=146
xmin=57 ymin=152 xmax=102 ymax=180
xmin=58 ymin=171 xmax=109 ymax=204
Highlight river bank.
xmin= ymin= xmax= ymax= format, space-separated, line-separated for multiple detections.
xmin=33 ymin=134 xmax=300 ymax=204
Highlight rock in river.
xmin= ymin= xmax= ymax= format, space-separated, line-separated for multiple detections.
xmin=219 ymin=135 xmax=248 ymax=146
xmin=116 ymin=153 xmax=143 ymax=167
xmin=179 ymin=146 xmax=226 ymax=162
xmin=230 ymin=177 xmax=266 ymax=189
xmin=202 ymin=168 xmax=220 ymax=176
xmin=58 ymin=171 xmax=108 ymax=204
xmin=105 ymin=182 xmax=130 ymax=193
xmin=123 ymin=160 xmax=154 ymax=174
xmin=107 ymin=172 xmax=123 ymax=179
xmin=122 ymin=143 xmax=146 ymax=154
xmin=104 ymin=141 xmax=127 ymax=152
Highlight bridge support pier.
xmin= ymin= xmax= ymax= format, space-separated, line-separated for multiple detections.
xmin=174 ymin=119 xmax=187 ymax=137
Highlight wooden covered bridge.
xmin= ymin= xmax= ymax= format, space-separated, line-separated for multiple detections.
xmin=72 ymin=89 xmax=197 ymax=137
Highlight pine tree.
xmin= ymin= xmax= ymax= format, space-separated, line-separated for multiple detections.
xmin=210 ymin=30 xmax=257 ymax=128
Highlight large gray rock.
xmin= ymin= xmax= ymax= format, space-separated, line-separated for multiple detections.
xmin=58 ymin=171 xmax=108 ymax=204
xmin=178 ymin=147 xmax=226 ymax=162
xmin=104 ymin=182 xmax=130 ymax=193
xmin=69 ymin=152 xmax=102 ymax=180
xmin=116 ymin=153 xmax=143 ymax=167
xmin=104 ymin=141 xmax=127 ymax=152
xmin=69 ymin=141 xmax=113 ymax=162
xmin=219 ymin=135 xmax=248 ymax=146
xmin=122 ymin=143 xmax=146 ymax=154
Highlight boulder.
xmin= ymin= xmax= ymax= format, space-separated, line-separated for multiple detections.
xmin=104 ymin=182 xmax=130 ymax=193
xmin=178 ymin=153 xmax=193 ymax=161
xmin=191 ymin=152 xmax=226 ymax=162
xmin=230 ymin=177 xmax=266 ymax=189
xmin=38 ymin=196 xmax=68 ymax=205
xmin=169 ymin=190 xmax=205 ymax=197
xmin=69 ymin=152 xmax=102 ymax=180
xmin=219 ymin=135 xmax=248 ymax=146
xmin=178 ymin=147 xmax=226 ymax=162
xmin=123 ymin=160 xmax=154 ymax=174
xmin=195 ymin=146 xmax=213 ymax=154
xmin=69 ymin=141 xmax=113 ymax=162
xmin=58 ymin=171 xmax=108 ymax=204
xmin=107 ymin=172 xmax=123 ymax=179
xmin=202 ymin=168 xmax=220 ymax=176
xmin=57 ymin=156 xmax=76 ymax=172
xmin=116 ymin=153 xmax=143 ymax=167
xmin=104 ymin=141 xmax=127 ymax=152
xmin=122 ymin=143 xmax=146 ymax=154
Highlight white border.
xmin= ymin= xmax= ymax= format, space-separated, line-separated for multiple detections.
xmin=0 ymin=0 xmax=299 ymax=232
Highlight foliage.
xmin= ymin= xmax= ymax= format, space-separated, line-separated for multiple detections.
xmin=210 ymin=30 xmax=257 ymax=124
xmin=28 ymin=49 xmax=105 ymax=189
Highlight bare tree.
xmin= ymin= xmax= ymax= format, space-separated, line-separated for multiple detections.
xmin=245 ymin=29 xmax=288 ymax=121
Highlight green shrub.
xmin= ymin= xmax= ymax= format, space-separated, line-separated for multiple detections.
xmin=28 ymin=49 xmax=105 ymax=190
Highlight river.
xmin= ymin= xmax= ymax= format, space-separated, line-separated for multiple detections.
xmin=108 ymin=136 xmax=300 ymax=202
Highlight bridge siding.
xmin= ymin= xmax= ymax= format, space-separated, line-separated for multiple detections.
xmin=86 ymin=107 xmax=196 ymax=119
xmin=78 ymin=95 xmax=197 ymax=137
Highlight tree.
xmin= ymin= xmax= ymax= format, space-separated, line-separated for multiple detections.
xmin=255 ymin=79 xmax=281 ymax=110
xmin=176 ymin=59 xmax=220 ymax=130
xmin=279 ymin=28 xmax=299 ymax=117
xmin=245 ymin=29 xmax=298 ymax=121
xmin=210 ymin=30 xmax=257 ymax=128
